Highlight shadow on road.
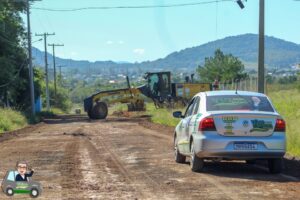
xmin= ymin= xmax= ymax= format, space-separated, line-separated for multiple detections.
xmin=42 ymin=114 xmax=90 ymax=124
xmin=180 ymin=160 xmax=300 ymax=182
xmin=42 ymin=115 xmax=147 ymax=125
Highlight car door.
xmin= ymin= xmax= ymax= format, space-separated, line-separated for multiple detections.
xmin=177 ymin=98 xmax=196 ymax=154
xmin=188 ymin=96 xmax=202 ymax=136
xmin=4 ymin=171 xmax=15 ymax=186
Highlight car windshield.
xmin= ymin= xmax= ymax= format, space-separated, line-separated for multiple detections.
xmin=7 ymin=171 xmax=16 ymax=181
xmin=206 ymin=95 xmax=274 ymax=112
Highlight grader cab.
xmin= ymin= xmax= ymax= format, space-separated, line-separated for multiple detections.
xmin=84 ymin=71 xmax=211 ymax=119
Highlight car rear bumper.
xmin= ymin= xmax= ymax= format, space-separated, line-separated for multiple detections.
xmin=193 ymin=132 xmax=286 ymax=159
xmin=196 ymin=151 xmax=285 ymax=159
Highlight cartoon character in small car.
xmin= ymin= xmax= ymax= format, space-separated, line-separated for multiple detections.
xmin=1 ymin=161 xmax=42 ymax=198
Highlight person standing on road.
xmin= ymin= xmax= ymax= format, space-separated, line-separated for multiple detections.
xmin=15 ymin=161 xmax=34 ymax=182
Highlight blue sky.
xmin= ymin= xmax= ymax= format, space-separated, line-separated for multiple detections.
xmin=28 ymin=0 xmax=300 ymax=62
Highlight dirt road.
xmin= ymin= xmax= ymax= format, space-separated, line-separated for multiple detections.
xmin=0 ymin=115 xmax=299 ymax=200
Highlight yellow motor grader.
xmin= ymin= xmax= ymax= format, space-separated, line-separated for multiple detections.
xmin=84 ymin=72 xmax=211 ymax=119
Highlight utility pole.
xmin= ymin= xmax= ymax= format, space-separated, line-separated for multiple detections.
xmin=48 ymin=44 xmax=64 ymax=97
xmin=258 ymin=0 xmax=265 ymax=93
xmin=26 ymin=0 xmax=37 ymax=116
xmin=35 ymin=32 xmax=55 ymax=111
xmin=237 ymin=0 xmax=265 ymax=93
xmin=57 ymin=65 xmax=66 ymax=78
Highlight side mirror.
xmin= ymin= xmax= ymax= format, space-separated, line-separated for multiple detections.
xmin=173 ymin=111 xmax=183 ymax=118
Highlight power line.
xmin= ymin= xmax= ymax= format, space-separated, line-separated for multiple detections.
xmin=31 ymin=0 xmax=234 ymax=12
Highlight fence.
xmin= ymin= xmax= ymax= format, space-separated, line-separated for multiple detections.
xmin=218 ymin=77 xmax=259 ymax=92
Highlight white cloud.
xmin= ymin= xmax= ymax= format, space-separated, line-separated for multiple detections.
xmin=133 ymin=48 xmax=145 ymax=55
xmin=118 ymin=40 xmax=125 ymax=45
xmin=106 ymin=40 xmax=114 ymax=45
xmin=70 ymin=51 xmax=78 ymax=56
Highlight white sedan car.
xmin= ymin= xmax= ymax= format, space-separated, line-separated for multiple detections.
xmin=173 ymin=90 xmax=286 ymax=173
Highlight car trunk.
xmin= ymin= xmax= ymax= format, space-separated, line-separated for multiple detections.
xmin=212 ymin=112 xmax=279 ymax=137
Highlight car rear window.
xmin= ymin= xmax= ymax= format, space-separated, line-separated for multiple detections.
xmin=206 ymin=95 xmax=274 ymax=112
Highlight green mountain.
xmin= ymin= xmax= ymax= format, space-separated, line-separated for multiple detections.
xmin=32 ymin=34 xmax=300 ymax=73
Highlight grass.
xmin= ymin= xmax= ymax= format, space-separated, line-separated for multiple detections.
xmin=109 ymin=103 xmax=128 ymax=115
xmin=31 ymin=107 xmax=68 ymax=123
xmin=145 ymin=103 xmax=183 ymax=127
xmin=109 ymin=102 xmax=182 ymax=127
xmin=268 ymin=89 xmax=300 ymax=156
xmin=0 ymin=108 xmax=27 ymax=133
xmin=71 ymin=103 xmax=84 ymax=114
xmin=49 ymin=107 xmax=66 ymax=115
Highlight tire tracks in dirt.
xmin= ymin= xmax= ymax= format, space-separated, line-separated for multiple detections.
xmin=57 ymin=134 xmax=83 ymax=199
xmin=82 ymin=126 xmax=156 ymax=199
xmin=87 ymin=120 xmax=238 ymax=200
xmin=112 ymin=122 xmax=241 ymax=200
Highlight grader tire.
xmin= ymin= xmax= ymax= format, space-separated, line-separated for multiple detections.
xmin=127 ymin=101 xmax=145 ymax=112
xmin=135 ymin=101 xmax=145 ymax=111
xmin=88 ymin=102 xmax=108 ymax=119
xmin=127 ymin=103 xmax=134 ymax=112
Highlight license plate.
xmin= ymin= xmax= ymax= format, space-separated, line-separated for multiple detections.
xmin=234 ymin=142 xmax=258 ymax=150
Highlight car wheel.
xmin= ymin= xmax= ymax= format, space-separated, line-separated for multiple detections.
xmin=30 ymin=188 xmax=39 ymax=198
xmin=174 ymin=139 xmax=186 ymax=163
xmin=190 ymin=141 xmax=204 ymax=172
xmin=268 ymin=158 xmax=282 ymax=174
xmin=6 ymin=187 xmax=14 ymax=196
xmin=246 ymin=160 xmax=256 ymax=165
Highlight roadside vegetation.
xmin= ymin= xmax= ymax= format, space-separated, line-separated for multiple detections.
xmin=0 ymin=108 xmax=27 ymax=133
xmin=267 ymin=85 xmax=300 ymax=156
xmin=145 ymin=104 xmax=182 ymax=127
xmin=0 ymin=2 xmax=71 ymax=131
xmin=197 ymin=49 xmax=247 ymax=82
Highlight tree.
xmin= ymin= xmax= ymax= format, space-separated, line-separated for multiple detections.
xmin=196 ymin=49 xmax=247 ymax=83
xmin=48 ymin=83 xmax=72 ymax=113
xmin=0 ymin=0 xmax=34 ymax=111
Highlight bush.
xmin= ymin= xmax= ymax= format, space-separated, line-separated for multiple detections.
xmin=278 ymin=76 xmax=297 ymax=84
xmin=48 ymin=83 xmax=72 ymax=113
xmin=0 ymin=108 xmax=27 ymax=133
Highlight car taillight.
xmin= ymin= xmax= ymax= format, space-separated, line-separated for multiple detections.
xmin=274 ymin=119 xmax=286 ymax=132
xmin=199 ymin=117 xmax=216 ymax=131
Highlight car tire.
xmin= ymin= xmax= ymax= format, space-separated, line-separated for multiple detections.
xmin=268 ymin=158 xmax=283 ymax=174
xmin=174 ymin=141 xmax=186 ymax=163
xmin=30 ymin=188 xmax=39 ymax=198
xmin=190 ymin=141 xmax=204 ymax=172
xmin=6 ymin=187 xmax=14 ymax=196
xmin=246 ymin=160 xmax=256 ymax=165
